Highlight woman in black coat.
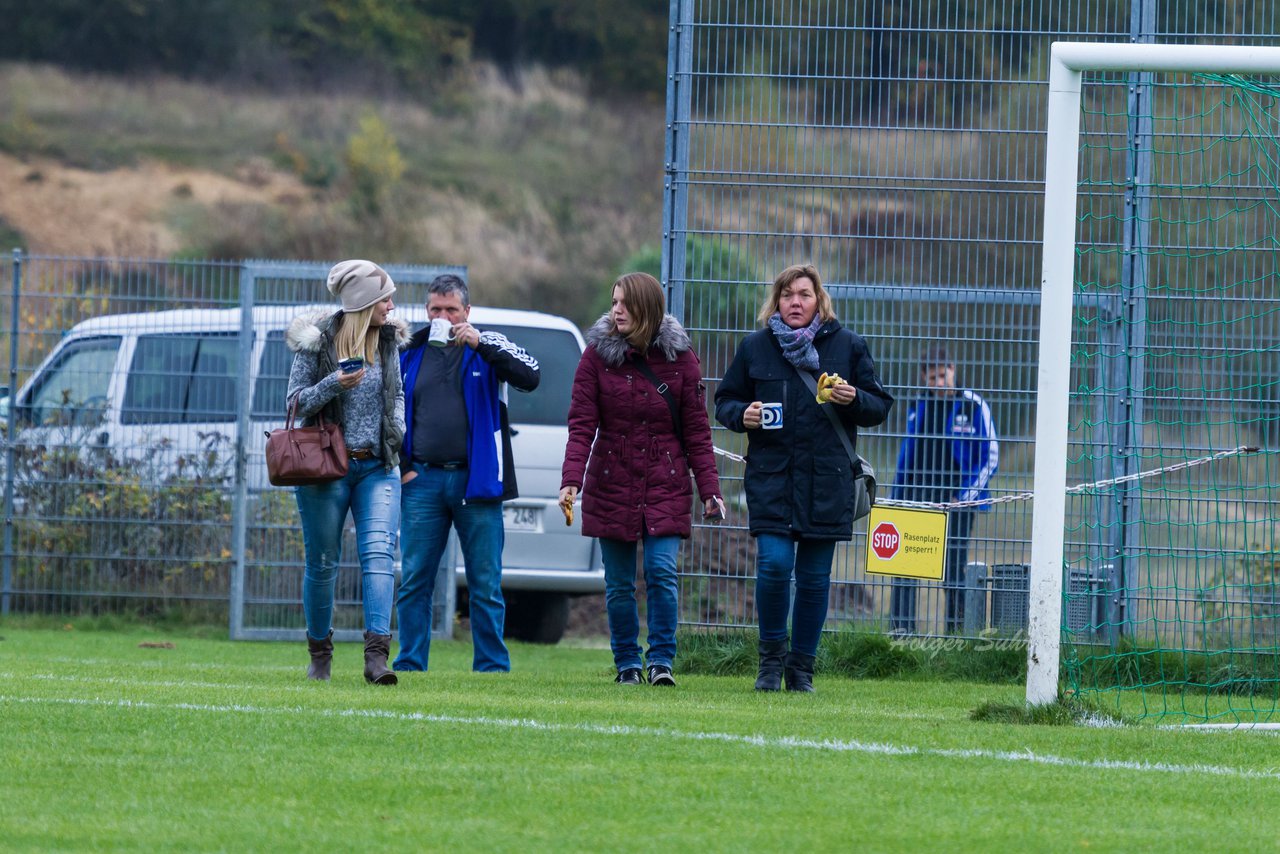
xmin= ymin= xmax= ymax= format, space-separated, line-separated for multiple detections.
xmin=715 ymin=263 xmax=893 ymax=692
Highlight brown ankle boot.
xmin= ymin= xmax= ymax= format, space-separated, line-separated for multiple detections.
xmin=363 ymin=632 xmax=398 ymax=685
xmin=306 ymin=630 xmax=333 ymax=681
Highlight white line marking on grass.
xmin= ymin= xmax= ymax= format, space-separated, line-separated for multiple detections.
xmin=1174 ymin=722 xmax=1280 ymax=731
xmin=4 ymin=672 xmax=298 ymax=693
xmin=4 ymin=694 xmax=1280 ymax=781
xmin=0 ymin=672 xmax=957 ymax=723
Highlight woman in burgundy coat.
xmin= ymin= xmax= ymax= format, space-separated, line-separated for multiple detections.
xmin=560 ymin=272 xmax=723 ymax=686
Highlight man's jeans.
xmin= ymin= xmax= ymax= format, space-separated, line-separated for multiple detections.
xmin=395 ymin=464 xmax=509 ymax=672
xmin=598 ymin=535 xmax=680 ymax=671
xmin=294 ymin=458 xmax=400 ymax=639
xmin=755 ymin=533 xmax=836 ymax=658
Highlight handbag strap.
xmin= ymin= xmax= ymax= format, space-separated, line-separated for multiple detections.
xmin=794 ymin=367 xmax=860 ymax=470
xmin=285 ymin=395 xmax=327 ymax=431
xmin=632 ymin=358 xmax=683 ymax=447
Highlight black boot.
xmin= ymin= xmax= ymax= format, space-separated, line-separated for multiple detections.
xmin=784 ymin=651 xmax=816 ymax=693
xmin=363 ymin=632 xmax=398 ymax=685
xmin=754 ymin=639 xmax=788 ymax=692
xmin=306 ymin=630 xmax=333 ymax=681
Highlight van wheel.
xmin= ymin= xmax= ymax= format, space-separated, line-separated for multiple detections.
xmin=504 ymin=592 xmax=570 ymax=644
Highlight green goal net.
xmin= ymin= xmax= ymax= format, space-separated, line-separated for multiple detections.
xmin=1063 ymin=67 xmax=1280 ymax=723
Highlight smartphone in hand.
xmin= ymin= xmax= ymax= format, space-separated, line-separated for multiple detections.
xmin=338 ymin=357 xmax=364 ymax=373
xmin=704 ymin=496 xmax=727 ymax=521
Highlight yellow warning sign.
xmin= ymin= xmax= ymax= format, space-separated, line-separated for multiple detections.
xmin=864 ymin=505 xmax=949 ymax=580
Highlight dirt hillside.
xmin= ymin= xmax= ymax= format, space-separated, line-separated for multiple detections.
xmin=0 ymin=152 xmax=307 ymax=256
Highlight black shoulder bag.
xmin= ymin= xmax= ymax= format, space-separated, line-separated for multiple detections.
xmin=793 ymin=368 xmax=876 ymax=522
xmin=632 ymin=358 xmax=683 ymax=447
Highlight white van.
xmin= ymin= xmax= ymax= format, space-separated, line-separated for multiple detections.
xmin=11 ymin=303 xmax=602 ymax=642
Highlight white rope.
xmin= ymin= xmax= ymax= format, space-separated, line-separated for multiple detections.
xmin=714 ymin=444 xmax=1263 ymax=511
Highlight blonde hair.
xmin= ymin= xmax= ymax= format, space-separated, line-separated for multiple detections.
xmin=333 ymin=306 xmax=379 ymax=364
xmin=612 ymin=272 xmax=666 ymax=349
xmin=757 ymin=263 xmax=836 ymax=326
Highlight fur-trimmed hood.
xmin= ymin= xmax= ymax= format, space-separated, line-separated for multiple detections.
xmin=285 ymin=307 xmax=411 ymax=353
xmin=585 ymin=313 xmax=692 ymax=367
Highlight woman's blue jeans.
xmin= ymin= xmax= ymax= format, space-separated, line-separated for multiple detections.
xmin=294 ymin=458 xmax=400 ymax=639
xmin=598 ymin=535 xmax=680 ymax=671
xmin=755 ymin=533 xmax=836 ymax=657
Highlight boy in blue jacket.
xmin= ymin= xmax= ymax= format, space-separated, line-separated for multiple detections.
xmin=889 ymin=347 xmax=998 ymax=634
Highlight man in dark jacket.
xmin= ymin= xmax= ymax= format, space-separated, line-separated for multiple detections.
xmin=394 ymin=274 xmax=540 ymax=673
xmin=889 ymin=346 xmax=999 ymax=635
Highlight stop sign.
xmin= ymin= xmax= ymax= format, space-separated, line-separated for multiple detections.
xmin=871 ymin=522 xmax=900 ymax=560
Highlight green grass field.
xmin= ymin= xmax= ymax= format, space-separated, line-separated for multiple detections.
xmin=2 ymin=626 xmax=1279 ymax=852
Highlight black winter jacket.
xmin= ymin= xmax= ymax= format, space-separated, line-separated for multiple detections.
xmin=714 ymin=320 xmax=893 ymax=540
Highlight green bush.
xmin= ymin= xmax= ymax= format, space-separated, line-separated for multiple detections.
xmin=615 ymin=237 xmax=762 ymax=327
xmin=344 ymin=112 xmax=406 ymax=216
xmin=10 ymin=430 xmax=236 ymax=615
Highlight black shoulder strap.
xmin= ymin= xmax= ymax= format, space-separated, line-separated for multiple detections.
xmin=632 ymin=358 xmax=683 ymax=447
xmin=794 ymin=367 xmax=858 ymax=467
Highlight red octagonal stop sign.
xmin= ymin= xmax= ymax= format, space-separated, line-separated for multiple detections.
xmin=871 ymin=521 xmax=900 ymax=560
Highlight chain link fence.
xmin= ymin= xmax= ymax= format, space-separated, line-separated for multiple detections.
xmin=6 ymin=2 xmax=1280 ymax=645
xmin=0 ymin=255 xmax=463 ymax=640
xmin=662 ymin=1 xmax=1280 ymax=640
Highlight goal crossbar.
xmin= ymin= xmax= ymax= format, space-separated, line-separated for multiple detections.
xmin=1028 ymin=41 xmax=1280 ymax=706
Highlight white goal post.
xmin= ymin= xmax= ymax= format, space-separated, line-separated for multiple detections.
xmin=1027 ymin=41 xmax=1280 ymax=706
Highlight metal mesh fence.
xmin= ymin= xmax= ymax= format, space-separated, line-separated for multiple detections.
xmin=664 ymin=1 xmax=1280 ymax=639
xmin=0 ymin=255 xmax=461 ymax=641
xmin=7 ymin=3 xmax=1280 ymax=649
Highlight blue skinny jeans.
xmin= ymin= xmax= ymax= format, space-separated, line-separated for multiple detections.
xmin=294 ymin=458 xmax=401 ymax=639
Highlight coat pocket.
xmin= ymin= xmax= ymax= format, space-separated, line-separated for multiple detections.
xmin=747 ymin=366 xmax=789 ymax=414
xmin=810 ymin=457 xmax=854 ymax=526
xmin=744 ymin=450 xmax=792 ymax=526
xmin=585 ymin=433 xmax=627 ymax=498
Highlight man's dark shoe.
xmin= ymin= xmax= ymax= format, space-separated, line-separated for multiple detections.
xmin=615 ymin=667 xmax=643 ymax=685
xmin=647 ymin=664 xmax=676 ymax=687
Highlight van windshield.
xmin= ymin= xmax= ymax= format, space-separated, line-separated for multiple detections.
xmin=21 ymin=336 xmax=121 ymax=426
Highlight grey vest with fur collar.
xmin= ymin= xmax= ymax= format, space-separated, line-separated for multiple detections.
xmin=285 ymin=308 xmax=409 ymax=468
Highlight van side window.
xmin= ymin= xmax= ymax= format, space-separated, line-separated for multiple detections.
xmin=251 ymin=332 xmax=290 ymax=419
xmin=485 ymin=325 xmax=581 ymax=426
xmin=22 ymin=336 xmax=121 ymax=426
xmin=122 ymin=334 xmax=238 ymax=424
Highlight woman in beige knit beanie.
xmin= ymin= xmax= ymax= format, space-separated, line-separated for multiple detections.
xmin=284 ymin=259 xmax=410 ymax=685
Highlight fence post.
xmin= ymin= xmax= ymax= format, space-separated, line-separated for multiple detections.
xmin=2 ymin=248 xmax=21 ymax=615
xmin=227 ymin=265 xmax=255 ymax=639
xmin=660 ymin=0 xmax=693 ymax=320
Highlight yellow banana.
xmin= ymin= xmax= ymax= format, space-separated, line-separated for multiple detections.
xmin=816 ymin=371 xmax=844 ymax=403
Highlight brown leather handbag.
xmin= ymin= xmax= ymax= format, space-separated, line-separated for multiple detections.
xmin=265 ymin=399 xmax=349 ymax=487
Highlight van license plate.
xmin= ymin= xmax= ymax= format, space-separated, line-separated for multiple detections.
xmin=504 ymin=505 xmax=542 ymax=533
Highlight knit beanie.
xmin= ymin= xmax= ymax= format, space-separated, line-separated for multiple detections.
xmin=326 ymin=259 xmax=396 ymax=312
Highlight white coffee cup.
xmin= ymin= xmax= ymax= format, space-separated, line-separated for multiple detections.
xmin=760 ymin=402 xmax=783 ymax=430
xmin=427 ymin=317 xmax=457 ymax=347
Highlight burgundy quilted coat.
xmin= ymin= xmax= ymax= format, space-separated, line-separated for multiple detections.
xmin=561 ymin=314 xmax=721 ymax=541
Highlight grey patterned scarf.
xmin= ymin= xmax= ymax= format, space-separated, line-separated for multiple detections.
xmin=767 ymin=312 xmax=822 ymax=371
